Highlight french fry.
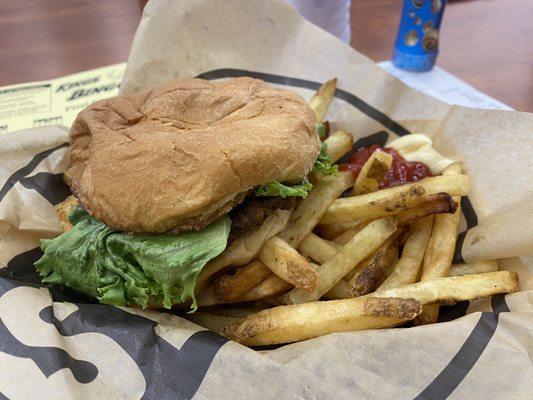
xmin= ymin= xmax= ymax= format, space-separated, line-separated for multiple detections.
xmin=332 ymin=221 xmax=371 ymax=245
xmin=279 ymin=171 xmax=354 ymax=247
xmin=298 ymin=234 xmax=362 ymax=298
xmin=323 ymin=279 xmax=350 ymax=300
xmin=259 ymin=236 xmax=317 ymax=290
xmin=238 ymin=275 xmax=291 ymax=301
xmin=342 ymin=264 xmax=359 ymax=283
xmin=347 ymin=235 xmax=399 ymax=297
xmin=324 ymin=184 xmax=427 ymax=224
xmin=377 ymin=216 xmax=434 ymax=291
xmin=196 ymin=285 xmax=227 ymax=307
xmin=196 ymin=209 xmax=291 ymax=293
xmin=381 ymin=257 xmax=399 ymax=281
xmin=243 ymin=261 xmax=322 ymax=304
xmin=352 ymin=151 xmax=393 ymax=195
xmin=371 ymin=271 xmax=519 ymax=305
xmin=241 ymin=172 xmax=353 ymax=298
xmin=297 ymin=233 xmax=339 ymax=264
xmin=55 ymin=195 xmax=79 ymax=232
xmin=346 ymin=253 xmax=402 ymax=285
xmin=449 ymin=260 xmax=499 ymax=277
xmin=322 ymin=120 xmax=331 ymax=138
xmin=323 ymin=130 xmax=353 ymax=163
xmin=315 ymin=219 xmax=363 ymax=240
xmin=395 ymin=193 xmax=456 ymax=225
xmin=212 ymin=260 xmax=271 ymax=302
xmin=310 ymin=78 xmax=337 ymax=122
xmin=417 ymin=162 xmax=463 ymax=324
xmin=319 ymin=174 xmax=470 ymax=224
xmin=260 ymin=296 xmax=287 ymax=307
xmin=198 ymin=280 xmax=285 ymax=306
xmin=298 ymin=233 xmax=375 ymax=287
xmin=320 ymin=149 xmax=386 ymax=240
xmin=318 ymin=145 xmax=390 ymax=242
xmin=284 ymin=217 xmax=398 ymax=304
xmin=206 ymin=303 xmax=271 ymax=318
xmin=206 ymin=172 xmax=353 ymax=301
xmin=223 ymin=296 xmax=421 ymax=346
xmin=187 ymin=312 xmax=241 ymax=336
xmin=414 ymin=308 xmax=440 ymax=325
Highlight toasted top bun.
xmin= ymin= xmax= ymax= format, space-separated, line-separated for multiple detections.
xmin=67 ymin=77 xmax=319 ymax=233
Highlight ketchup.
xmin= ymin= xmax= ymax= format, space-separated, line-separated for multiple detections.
xmin=339 ymin=144 xmax=432 ymax=188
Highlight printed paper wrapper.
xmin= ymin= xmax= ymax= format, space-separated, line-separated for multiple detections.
xmin=0 ymin=0 xmax=531 ymax=398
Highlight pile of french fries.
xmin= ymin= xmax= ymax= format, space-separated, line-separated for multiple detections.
xmin=188 ymin=80 xmax=519 ymax=346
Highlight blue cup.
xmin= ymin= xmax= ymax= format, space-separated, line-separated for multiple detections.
xmin=392 ymin=0 xmax=447 ymax=72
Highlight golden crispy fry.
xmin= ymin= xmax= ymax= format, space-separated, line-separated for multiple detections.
xmin=352 ymin=151 xmax=393 ymax=195
xmin=348 ymin=235 xmax=399 ymax=297
xmin=196 ymin=285 xmax=227 ymax=307
xmin=205 ymin=303 xmax=271 ymax=318
xmin=342 ymin=264 xmax=360 ymax=283
xmin=322 ymin=184 xmax=427 ymax=224
xmin=198 ymin=275 xmax=289 ymax=306
xmin=259 ymin=296 xmax=286 ymax=307
xmin=377 ymin=217 xmax=434 ymax=291
xmin=259 ymin=236 xmax=317 ymax=290
xmin=212 ymin=260 xmax=271 ymax=302
xmin=298 ymin=233 xmax=373 ymax=294
xmin=319 ymin=148 xmax=385 ymax=239
xmin=373 ymin=271 xmax=519 ymax=305
xmin=238 ymin=275 xmax=292 ymax=301
xmin=279 ymin=172 xmax=354 ymax=247
xmin=310 ymin=78 xmax=337 ymax=122
xmin=319 ymin=174 xmax=470 ymax=224
xmin=414 ymin=305 xmax=439 ymax=325
xmin=203 ymin=172 xmax=352 ymax=300
xmin=244 ymin=262 xmax=322 ymax=303
xmin=55 ymin=195 xmax=79 ymax=232
xmin=381 ymin=257 xmax=399 ymax=282
xmin=323 ymin=130 xmax=353 ymax=163
xmin=284 ymin=217 xmax=398 ymax=304
xmin=323 ymin=279 xmax=350 ymax=300
xmin=298 ymin=234 xmax=361 ymax=298
xmin=223 ymin=296 xmax=421 ymax=346
xmin=297 ymin=233 xmax=339 ymax=264
xmin=332 ymin=221 xmax=372 ymax=245
xmin=449 ymin=260 xmax=499 ymax=277
xmin=196 ymin=209 xmax=291 ymax=293
xmin=241 ymin=172 xmax=353 ymax=297
xmin=187 ymin=312 xmax=241 ymax=335
xmin=396 ymin=193 xmax=457 ymax=225
xmin=315 ymin=219 xmax=364 ymax=240
xmin=417 ymin=162 xmax=463 ymax=324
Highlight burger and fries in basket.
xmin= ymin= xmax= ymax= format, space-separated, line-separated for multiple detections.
xmin=36 ymin=77 xmax=519 ymax=346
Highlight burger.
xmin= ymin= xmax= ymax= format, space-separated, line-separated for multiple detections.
xmin=35 ymin=77 xmax=337 ymax=310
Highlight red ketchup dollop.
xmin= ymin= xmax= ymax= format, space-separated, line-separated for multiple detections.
xmin=339 ymin=144 xmax=432 ymax=188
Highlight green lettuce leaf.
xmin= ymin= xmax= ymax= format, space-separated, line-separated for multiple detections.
xmin=35 ymin=207 xmax=230 ymax=310
xmin=254 ymin=178 xmax=313 ymax=198
xmin=313 ymin=142 xmax=339 ymax=176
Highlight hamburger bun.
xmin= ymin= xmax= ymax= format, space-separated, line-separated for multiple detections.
xmin=68 ymin=77 xmax=319 ymax=232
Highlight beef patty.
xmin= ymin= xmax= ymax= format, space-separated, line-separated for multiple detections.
xmin=228 ymin=196 xmax=295 ymax=243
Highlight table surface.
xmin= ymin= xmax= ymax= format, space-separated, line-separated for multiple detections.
xmin=1 ymin=0 xmax=531 ymax=112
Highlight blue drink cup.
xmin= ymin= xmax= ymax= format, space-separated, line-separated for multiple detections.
xmin=392 ymin=0 xmax=447 ymax=72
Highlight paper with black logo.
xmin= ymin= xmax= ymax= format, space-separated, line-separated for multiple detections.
xmin=0 ymin=64 xmax=124 ymax=134
xmin=0 ymin=0 xmax=531 ymax=398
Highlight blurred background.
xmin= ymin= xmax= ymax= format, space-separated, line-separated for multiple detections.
xmin=0 ymin=0 xmax=531 ymax=111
